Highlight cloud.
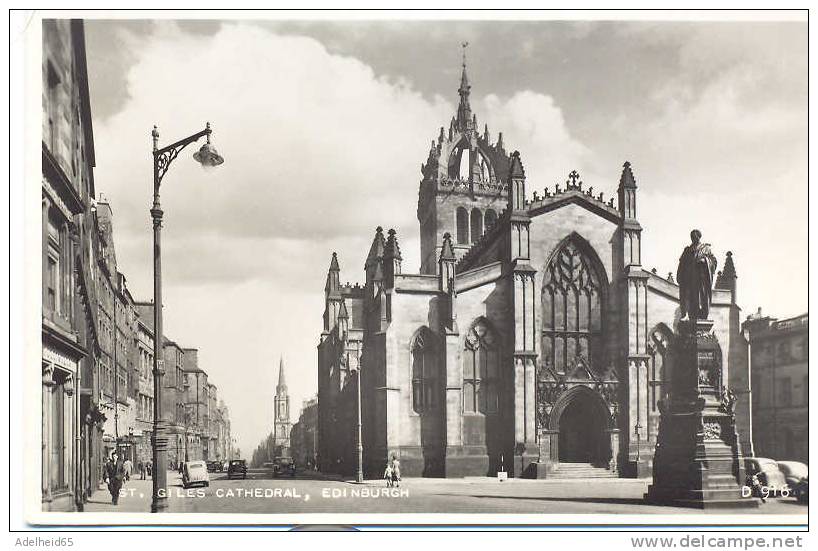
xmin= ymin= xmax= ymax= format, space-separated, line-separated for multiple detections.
xmin=91 ymin=21 xmax=588 ymax=454
xmin=90 ymin=19 xmax=807 ymax=457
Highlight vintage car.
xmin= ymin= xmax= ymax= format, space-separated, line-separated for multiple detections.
xmin=777 ymin=461 xmax=808 ymax=487
xmin=206 ymin=461 xmax=221 ymax=473
xmin=227 ymin=459 xmax=248 ymax=480
xmin=273 ymin=456 xmax=296 ymax=477
xmin=777 ymin=461 xmax=808 ymax=502
xmin=745 ymin=457 xmax=788 ymax=497
xmin=182 ymin=460 xmax=210 ymax=489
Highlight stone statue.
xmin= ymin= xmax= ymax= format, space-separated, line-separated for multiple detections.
xmin=676 ymin=229 xmax=717 ymax=320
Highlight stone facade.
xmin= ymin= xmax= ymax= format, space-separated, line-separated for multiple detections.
xmin=290 ymin=396 xmax=319 ymax=470
xmin=133 ymin=316 xmax=155 ymax=466
xmin=317 ymin=60 xmax=751 ymax=479
xmin=743 ymin=310 xmax=808 ymax=464
xmin=41 ymin=19 xmax=97 ymax=511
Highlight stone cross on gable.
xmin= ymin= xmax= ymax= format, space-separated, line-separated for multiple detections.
xmin=567 ymin=170 xmax=581 ymax=188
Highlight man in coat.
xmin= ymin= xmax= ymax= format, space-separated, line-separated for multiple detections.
xmin=103 ymin=451 xmax=125 ymax=505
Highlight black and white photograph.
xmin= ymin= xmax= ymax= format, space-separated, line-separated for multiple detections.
xmin=9 ymin=7 xmax=810 ymax=535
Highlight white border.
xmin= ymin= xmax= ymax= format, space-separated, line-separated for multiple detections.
xmin=13 ymin=7 xmax=811 ymax=529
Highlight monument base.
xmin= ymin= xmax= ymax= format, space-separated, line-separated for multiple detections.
xmin=645 ymin=319 xmax=758 ymax=510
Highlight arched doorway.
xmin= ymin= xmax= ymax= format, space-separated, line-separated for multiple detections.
xmin=552 ymin=386 xmax=612 ymax=467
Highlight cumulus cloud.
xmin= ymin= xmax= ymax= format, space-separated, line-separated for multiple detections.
xmin=91 ymin=21 xmax=587 ymax=453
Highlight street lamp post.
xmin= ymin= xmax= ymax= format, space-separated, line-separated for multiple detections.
xmin=355 ymin=368 xmax=363 ymax=483
xmin=150 ymin=123 xmax=223 ymax=513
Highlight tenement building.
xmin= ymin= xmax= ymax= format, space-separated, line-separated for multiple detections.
xmin=41 ymin=19 xmax=99 ymax=511
xmin=743 ymin=310 xmax=808 ymax=464
xmin=317 ymin=59 xmax=751 ymax=478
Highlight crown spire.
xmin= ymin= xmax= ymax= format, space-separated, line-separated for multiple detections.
xmin=457 ymin=41 xmax=472 ymax=128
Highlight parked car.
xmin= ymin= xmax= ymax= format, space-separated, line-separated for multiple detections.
xmin=777 ymin=461 xmax=808 ymax=501
xmin=776 ymin=461 xmax=808 ymax=487
xmin=273 ymin=456 xmax=296 ymax=477
xmin=182 ymin=460 xmax=210 ymax=489
xmin=792 ymin=477 xmax=808 ymax=503
xmin=745 ymin=457 xmax=788 ymax=497
xmin=227 ymin=459 xmax=247 ymax=480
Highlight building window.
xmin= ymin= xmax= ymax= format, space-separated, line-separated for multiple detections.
xmin=411 ymin=327 xmax=439 ymax=414
xmin=50 ymin=372 xmax=67 ymax=491
xmin=648 ymin=328 xmax=672 ymax=412
xmin=456 ymin=207 xmax=469 ymax=245
xmin=778 ymin=376 xmax=792 ymax=407
xmin=778 ymin=340 xmax=791 ymax=362
xmin=803 ymin=375 xmax=809 ymax=405
xmin=46 ymin=212 xmax=63 ymax=315
xmin=463 ymin=320 xmax=499 ymax=414
xmin=484 ymin=209 xmax=497 ymax=231
xmin=470 ymin=208 xmax=483 ymax=243
xmin=541 ymin=236 xmax=604 ymax=373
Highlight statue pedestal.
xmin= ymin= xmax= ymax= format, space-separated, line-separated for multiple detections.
xmin=644 ymin=319 xmax=757 ymax=509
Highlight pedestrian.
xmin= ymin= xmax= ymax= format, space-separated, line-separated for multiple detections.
xmin=103 ymin=451 xmax=125 ymax=505
xmin=390 ymin=454 xmax=401 ymax=488
xmin=123 ymin=457 xmax=133 ymax=482
xmin=748 ymin=472 xmax=767 ymax=503
xmin=146 ymin=461 xmax=152 ymax=479
xmin=137 ymin=460 xmax=144 ymax=480
xmin=383 ymin=463 xmax=393 ymax=487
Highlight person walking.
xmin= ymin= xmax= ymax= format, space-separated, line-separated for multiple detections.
xmin=137 ymin=460 xmax=144 ymax=480
xmin=103 ymin=451 xmax=125 ymax=505
xmin=383 ymin=462 xmax=393 ymax=487
xmin=146 ymin=461 xmax=152 ymax=479
xmin=390 ymin=454 xmax=401 ymax=488
xmin=123 ymin=457 xmax=133 ymax=482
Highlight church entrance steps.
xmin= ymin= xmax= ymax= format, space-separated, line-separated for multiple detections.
xmin=550 ymin=462 xmax=617 ymax=479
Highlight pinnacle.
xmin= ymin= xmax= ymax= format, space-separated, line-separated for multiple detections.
xmin=619 ymin=161 xmax=637 ymax=189
xmin=509 ymin=151 xmax=525 ymax=179
xmin=329 ymin=251 xmax=340 ymax=271
xmin=385 ymin=228 xmax=402 ymax=260
xmin=439 ymin=232 xmax=456 ymax=261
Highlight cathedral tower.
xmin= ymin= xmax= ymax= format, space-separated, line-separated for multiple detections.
xmin=417 ymin=45 xmax=511 ymax=274
xmin=273 ymin=357 xmax=291 ymax=456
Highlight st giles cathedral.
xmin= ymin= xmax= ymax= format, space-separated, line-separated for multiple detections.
xmin=317 ymin=57 xmax=749 ymax=479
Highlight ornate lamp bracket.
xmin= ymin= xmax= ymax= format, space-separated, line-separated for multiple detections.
xmin=153 ymin=125 xmax=211 ymax=191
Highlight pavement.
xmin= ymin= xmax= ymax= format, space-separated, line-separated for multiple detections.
xmin=82 ymin=469 xmax=808 ymax=516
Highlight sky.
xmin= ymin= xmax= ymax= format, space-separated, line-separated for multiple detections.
xmin=83 ymin=15 xmax=807 ymax=457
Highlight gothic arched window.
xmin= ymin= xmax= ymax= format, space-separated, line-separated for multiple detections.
xmin=541 ymin=237 xmax=604 ymax=374
xmin=484 ymin=209 xmax=497 ymax=232
xmin=456 ymin=207 xmax=469 ymax=245
xmin=470 ymin=208 xmax=483 ymax=243
xmin=649 ymin=327 xmax=673 ymax=412
xmin=411 ymin=328 xmax=439 ymax=414
xmin=464 ymin=320 xmax=500 ymax=414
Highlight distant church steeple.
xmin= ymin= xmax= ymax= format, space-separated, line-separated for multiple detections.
xmin=273 ymin=356 xmax=291 ymax=456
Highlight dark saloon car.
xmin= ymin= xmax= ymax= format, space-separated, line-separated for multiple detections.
xmin=273 ymin=456 xmax=296 ymax=477
xmin=227 ymin=459 xmax=248 ymax=480
xmin=206 ymin=461 xmax=221 ymax=473
xmin=777 ymin=461 xmax=808 ymax=502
